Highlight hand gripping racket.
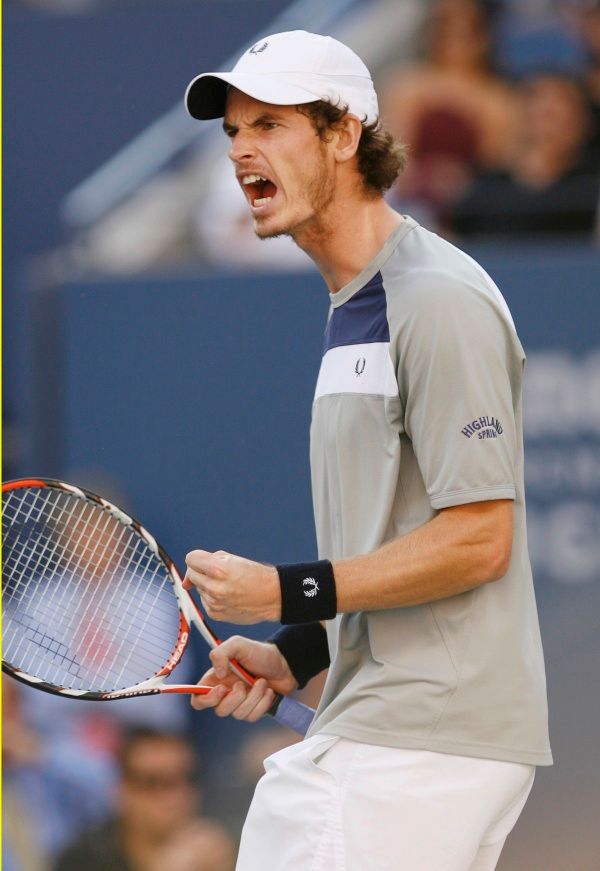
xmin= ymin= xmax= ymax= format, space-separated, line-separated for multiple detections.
xmin=1 ymin=479 xmax=315 ymax=736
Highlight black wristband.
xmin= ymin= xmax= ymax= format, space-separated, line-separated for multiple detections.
xmin=268 ymin=622 xmax=330 ymax=689
xmin=276 ymin=560 xmax=337 ymax=625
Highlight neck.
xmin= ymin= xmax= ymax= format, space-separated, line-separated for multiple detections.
xmin=121 ymin=819 xmax=168 ymax=869
xmin=291 ymin=189 xmax=404 ymax=294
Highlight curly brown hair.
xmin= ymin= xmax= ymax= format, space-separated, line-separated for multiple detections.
xmin=297 ymin=100 xmax=407 ymax=197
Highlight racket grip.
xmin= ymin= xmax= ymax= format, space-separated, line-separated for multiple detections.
xmin=268 ymin=694 xmax=315 ymax=736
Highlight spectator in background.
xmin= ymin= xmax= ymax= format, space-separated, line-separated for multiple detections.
xmin=2 ymin=679 xmax=118 ymax=870
xmin=570 ymin=0 xmax=600 ymax=158
xmin=381 ymin=0 xmax=517 ymax=230
xmin=54 ymin=727 xmax=235 ymax=871
xmin=3 ymin=681 xmax=48 ymax=871
xmin=449 ymin=71 xmax=600 ymax=237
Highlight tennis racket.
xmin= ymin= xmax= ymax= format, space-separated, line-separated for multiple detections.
xmin=2 ymin=478 xmax=315 ymax=736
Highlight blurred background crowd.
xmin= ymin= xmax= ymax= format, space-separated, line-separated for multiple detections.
xmin=383 ymin=0 xmax=600 ymax=239
xmin=3 ymin=1 xmax=600 ymax=870
xmin=6 ymin=0 xmax=600 ymax=281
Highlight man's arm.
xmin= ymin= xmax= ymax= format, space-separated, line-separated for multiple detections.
xmin=335 ymin=499 xmax=512 ymax=612
xmin=184 ymin=499 xmax=512 ymax=720
xmin=184 ymin=499 xmax=513 ymax=623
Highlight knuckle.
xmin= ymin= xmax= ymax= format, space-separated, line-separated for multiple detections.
xmin=192 ymin=576 xmax=207 ymax=593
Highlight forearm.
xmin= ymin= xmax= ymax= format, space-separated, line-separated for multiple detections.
xmin=334 ymin=501 xmax=513 ymax=613
xmin=184 ymin=502 xmax=512 ymax=625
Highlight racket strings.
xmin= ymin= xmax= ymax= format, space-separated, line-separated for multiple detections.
xmin=85 ymin=539 xmax=170 ymax=688
xmin=2 ymin=487 xmax=181 ymax=692
xmin=13 ymin=497 xmax=119 ymax=672
xmin=6 ymin=492 xmax=123 ymax=678
xmin=4 ymin=490 xmax=175 ymax=688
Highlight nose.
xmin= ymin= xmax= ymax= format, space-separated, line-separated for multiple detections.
xmin=228 ymin=130 xmax=256 ymax=164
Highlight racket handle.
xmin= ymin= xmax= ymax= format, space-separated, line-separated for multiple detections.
xmin=268 ymin=694 xmax=315 ymax=736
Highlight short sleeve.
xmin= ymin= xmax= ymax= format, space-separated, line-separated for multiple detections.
xmin=393 ymin=275 xmax=523 ymax=509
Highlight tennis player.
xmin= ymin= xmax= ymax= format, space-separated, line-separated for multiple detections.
xmin=183 ymin=30 xmax=552 ymax=871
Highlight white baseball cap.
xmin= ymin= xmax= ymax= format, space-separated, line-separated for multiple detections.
xmin=185 ymin=30 xmax=379 ymax=124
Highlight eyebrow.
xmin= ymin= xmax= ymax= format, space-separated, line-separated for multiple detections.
xmin=222 ymin=112 xmax=285 ymax=135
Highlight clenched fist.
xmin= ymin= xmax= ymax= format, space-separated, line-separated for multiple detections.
xmin=184 ymin=549 xmax=281 ymax=624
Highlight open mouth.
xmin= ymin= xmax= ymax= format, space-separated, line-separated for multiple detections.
xmin=242 ymin=174 xmax=278 ymax=208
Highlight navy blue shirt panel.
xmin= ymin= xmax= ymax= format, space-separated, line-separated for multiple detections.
xmin=324 ymin=272 xmax=390 ymax=353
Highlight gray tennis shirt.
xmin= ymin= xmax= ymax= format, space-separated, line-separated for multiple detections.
xmin=307 ymin=217 xmax=552 ymax=766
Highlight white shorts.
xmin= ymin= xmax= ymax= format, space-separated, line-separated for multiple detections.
xmin=236 ymin=734 xmax=535 ymax=871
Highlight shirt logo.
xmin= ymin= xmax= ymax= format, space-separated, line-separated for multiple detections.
xmin=461 ymin=416 xmax=504 ymax=439
xmin=303 ymin=577 xmax=319 ymax=597
xmin=355 ymin=357 xmax=366 ymax=376
xmin=249 ymin=41 xmax=269 ymax=55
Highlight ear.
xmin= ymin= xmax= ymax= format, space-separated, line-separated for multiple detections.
xmin=332 ymin=114 xmax=363 ymax=165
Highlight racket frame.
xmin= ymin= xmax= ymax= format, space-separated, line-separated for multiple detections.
xmin=2 ymin=478 xmax=316 ymax=735
xmin=3 ymin=478 xmax=262 ymax=699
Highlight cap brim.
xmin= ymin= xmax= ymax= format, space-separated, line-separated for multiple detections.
xmin=185 ymin=72 xmax=322 ymax=120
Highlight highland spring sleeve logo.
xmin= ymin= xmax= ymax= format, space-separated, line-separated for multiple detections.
xmin=461 ymin=416 xmax=504 ymax=439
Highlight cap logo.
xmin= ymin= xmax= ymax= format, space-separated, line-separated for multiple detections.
xmin=249 ymin=41 xmax=269 ymax=55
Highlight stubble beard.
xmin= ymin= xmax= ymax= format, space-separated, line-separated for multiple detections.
xmin=253 ymin=157 xmax=336 ymax=244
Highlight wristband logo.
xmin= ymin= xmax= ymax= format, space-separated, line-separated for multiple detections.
xmin=303 ymin=577 xmax=319 ymax=597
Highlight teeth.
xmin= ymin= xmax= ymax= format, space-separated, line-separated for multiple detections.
xmin=253 ymin=197 xmax=272 ymax=206
xmin=243 ymin=174 xmax=267 ymax=184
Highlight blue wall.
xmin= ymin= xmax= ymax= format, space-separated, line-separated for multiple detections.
xmin=3 ymin=0 xmax=290 ymax=441
xmin=57 ymin=271 xmax=327 ymax=566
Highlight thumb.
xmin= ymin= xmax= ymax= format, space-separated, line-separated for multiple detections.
xmin=209 ymin=636 xmax=252 ymax=679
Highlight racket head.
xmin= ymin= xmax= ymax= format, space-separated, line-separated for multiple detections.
xmin=2 ymin=478 xmax=316 ymax=737
xmin=2 ymin=478 xmax=200 ymax=699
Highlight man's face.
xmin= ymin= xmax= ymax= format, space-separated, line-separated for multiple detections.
xmin=223 ymin=89 xmax=336 ymax=240
xmin=522 ymin=76 xmax=588 ymax=154
xmin=120 ymin=737 xmax=198 ymax=837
